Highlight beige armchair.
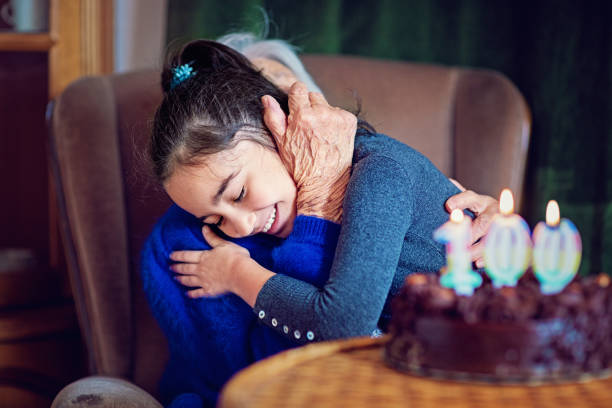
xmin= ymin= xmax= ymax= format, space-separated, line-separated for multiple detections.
xmin=48 ymin=55 xmax=530 ymax=407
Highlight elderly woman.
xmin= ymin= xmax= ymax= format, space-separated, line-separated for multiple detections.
xmin=140 ymin=36 xmax=500 ymax=408
xmin=218 ymin=31 xmax=497 ymax=251
xmin=54 ymin=34 xmax=498 ymax=408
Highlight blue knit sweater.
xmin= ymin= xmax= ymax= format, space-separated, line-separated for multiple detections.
xmin=141 ymin=205 xmax=340 ymax=407
xmin=140 ymin=133 xmax=460 ymax=407
xmin=254 ymin=133 xmax=460 ymax=342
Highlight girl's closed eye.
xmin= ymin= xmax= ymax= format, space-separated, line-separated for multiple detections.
xmin=234 ymin=187 xmax=246 ymax=202
xmin=201 ymin=188 xmax=244 ymax=228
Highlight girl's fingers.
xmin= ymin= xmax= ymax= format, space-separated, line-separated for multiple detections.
xmin=202 ymin=225 xmax=227 ymax=247
xmin=186 ymin=288 xmax=208 ymax=299
xmin=170 ymin=262 xmax=197 ymax=275
xmin=169 ymin=250 xmax=202 ymax=263
xmin=174 ymin=274 xmax=199 ymax=287
xmin=287 ymin=82 xmax=310 ymax=113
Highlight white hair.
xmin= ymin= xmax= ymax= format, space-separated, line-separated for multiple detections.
xmin=217 ymin=32 xmax=323 ymax=94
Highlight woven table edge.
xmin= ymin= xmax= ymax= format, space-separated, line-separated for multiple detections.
xmin=218 ymin=335 xmax=389 ymax=407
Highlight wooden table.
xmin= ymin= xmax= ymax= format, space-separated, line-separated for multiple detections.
xmin=219 ymin=336 xmax=612 ymax=408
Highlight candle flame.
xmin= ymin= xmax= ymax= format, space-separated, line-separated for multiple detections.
xmin=499 ymin=189 xmax=514 ymax=215
xmin=546 ymin=200 xmax=560 ymax=226
xmin=450 ymin=209 xmax=464 ymax=223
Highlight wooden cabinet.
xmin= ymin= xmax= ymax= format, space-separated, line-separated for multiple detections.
xmin=0 ymin=1 xmax=112 ymax=406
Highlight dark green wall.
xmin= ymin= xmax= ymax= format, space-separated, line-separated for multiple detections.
xmin=167 ymin=0 xmax=612 ymax=276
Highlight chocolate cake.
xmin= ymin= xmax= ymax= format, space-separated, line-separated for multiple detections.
xmin=384 ymin=271 xmax=612 ymax=383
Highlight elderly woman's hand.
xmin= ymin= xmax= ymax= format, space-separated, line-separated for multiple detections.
xmin=262 ymin=82 xmax=357 ymax=223
xmin=445 ymin=180 xmax=499 ymax=268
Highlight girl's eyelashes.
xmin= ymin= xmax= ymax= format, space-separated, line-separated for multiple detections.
xmin=200 ymin=186 xmax=243 ymax=226
xmin=234 ymin=187 xmax=246 ymax=202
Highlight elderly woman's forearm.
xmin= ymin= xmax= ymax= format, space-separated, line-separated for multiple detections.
xmin=296 ymin=167 xmax=350 ymax=223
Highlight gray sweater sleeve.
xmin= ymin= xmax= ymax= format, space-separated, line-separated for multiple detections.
xmin=254 ymin=154 xmax=413 ymax=343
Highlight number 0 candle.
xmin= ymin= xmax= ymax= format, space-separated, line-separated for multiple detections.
xmin=434 ymin=209 xmax=482 ymax=296
xmin=483 ymin=189 xmax=532 ymax=287
xmin=532 ymin=200 xmax=582 ymax=294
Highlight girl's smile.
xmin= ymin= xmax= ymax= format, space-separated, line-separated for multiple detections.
xmin=164 ymin=140 xmax=297 ymax=239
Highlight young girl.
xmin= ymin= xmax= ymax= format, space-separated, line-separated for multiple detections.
xmin=142 ymin=39 xmax=493 ymax=407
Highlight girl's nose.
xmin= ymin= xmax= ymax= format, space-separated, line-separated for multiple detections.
xmin=223 ymin=211 xmax=257 ymax=238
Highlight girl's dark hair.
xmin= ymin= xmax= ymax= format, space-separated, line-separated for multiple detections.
xmin=151 ymin=39 xmax=289 ymax=182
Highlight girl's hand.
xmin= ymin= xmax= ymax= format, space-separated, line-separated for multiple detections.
xmin=262 ymin=82 xmax=357 ymax=223
xmin=445 ymin=181 xmax=499 ymax=268
xmin=170 ymin=226 xmax=252 ymax=298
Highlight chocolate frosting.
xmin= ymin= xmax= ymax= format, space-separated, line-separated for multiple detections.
xmin=385 ymin=271 xmax=612 ymax=382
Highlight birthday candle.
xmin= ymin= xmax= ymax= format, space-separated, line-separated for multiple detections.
xmin=483 ymin=189 xmax=532 ymax=287
xmin=532 ymin=200 xmax=582 ymax=294
xmin=434 ymin=209 xmax=482 ymax=296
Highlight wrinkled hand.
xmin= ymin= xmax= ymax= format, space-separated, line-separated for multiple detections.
xmin=445 ymin=180 xmax=499 ymax=268
xmin=262 ymin=82 xmax=357 ymax=223
xmin=170 ymin=226 xmax=252 ymax=298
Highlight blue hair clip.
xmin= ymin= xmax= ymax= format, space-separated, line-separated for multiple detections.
xmin=170 ymin=62 xmax=195 ymax=90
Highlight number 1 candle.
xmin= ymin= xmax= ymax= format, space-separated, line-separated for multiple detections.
xmin=434 ymin=209 xmax=482 ymax=296
xmin=532 ymin=200 xmax=582 ymax=294
xmin=483 ymin=189 xmax=532 ymax=287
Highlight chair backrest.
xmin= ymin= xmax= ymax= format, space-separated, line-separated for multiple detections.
xmin=49 ymin=70 xmax=170 ymax=394
xmin=302 ymin=55 xmax=531 ymax=205
xmin=48 ymin=55 xmax=530 ymax=397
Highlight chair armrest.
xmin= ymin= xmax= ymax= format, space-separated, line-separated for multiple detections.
xmin=51 ymin=376 xmax=162 ymax=408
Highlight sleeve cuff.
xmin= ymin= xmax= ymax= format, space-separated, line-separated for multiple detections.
xmin=254 ymin=273 xmax=317 ymax=344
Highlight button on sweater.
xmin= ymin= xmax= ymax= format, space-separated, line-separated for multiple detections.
xmin=254 ymin=132 xmax=460 ymax=339
xmin=141 ymin=204 xmax=339 ymax=407
xmin=140 ymin=132 xmax=459 ymax=407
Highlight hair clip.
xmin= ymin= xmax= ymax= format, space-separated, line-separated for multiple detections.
xmin=170 ymin=62 xmax=195 ymax=90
